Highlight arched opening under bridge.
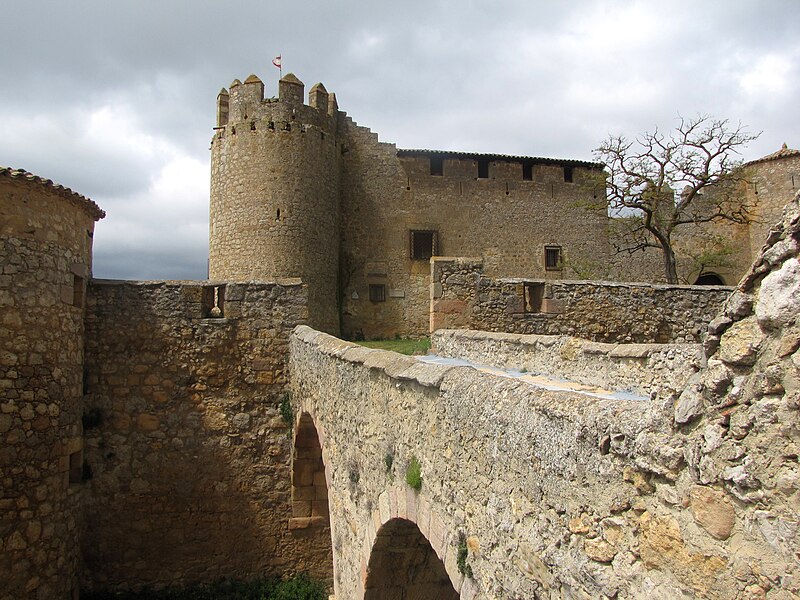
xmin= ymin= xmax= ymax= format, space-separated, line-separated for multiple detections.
xmin=290 ymin=412 xmax=333 ymax=588
xmin=694 ymin=272 xmax=726 ymax=285
xmin=364 ymin=517 xmax=459 ymax=599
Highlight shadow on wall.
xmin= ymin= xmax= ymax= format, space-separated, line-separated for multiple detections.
xmin=80 ymin=280 xmax=327 ymax=592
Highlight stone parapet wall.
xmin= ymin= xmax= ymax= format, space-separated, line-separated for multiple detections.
xmin=431 ymin=257 xmax=731 ymax=343
xmin=292 ymin=326 xmax=657 ymax=597
xmin=81 ymin=279 xmax=331 ymax=592
xmin=0 ymin=174 xmax=101 ymax=600
xmin=431 ymin=329 xmax=704 ymax=401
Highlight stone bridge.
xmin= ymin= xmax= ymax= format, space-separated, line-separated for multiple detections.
xmin=290 ymin=196 xmax=800 ymax=599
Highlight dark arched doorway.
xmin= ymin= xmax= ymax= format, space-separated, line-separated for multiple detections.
xmin=694 ymin=272 xmax=725 ymax=285
xmin=364 ymin=518 xmax=459 ymax=599
xmin=290 ymin=413 xmax=333 ymax=589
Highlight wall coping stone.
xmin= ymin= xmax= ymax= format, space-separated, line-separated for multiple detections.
xmin=91 ymin=278 xmax=305 ymax=287
xmin=497 ymin=277 xmax=734 ymax=292
xmin=436 ymin=329 xmax=697 ymax=358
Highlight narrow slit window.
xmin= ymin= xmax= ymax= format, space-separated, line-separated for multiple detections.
xmin=430 ymin=156 xmax=444 ymax=176
xmin=545 ymin=246 xmax=563 ymax=271
xmin=410 ymin=230 xmax=438 ymax=260
xmin=477 ymin=159 xmax=489 ymax=179
xmin=369 ymin=284 xmax=386 ymax=303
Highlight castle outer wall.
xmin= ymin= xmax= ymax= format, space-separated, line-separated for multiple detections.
xmin=339 ymin=142 xmax=607 ymax=339
xmin=0 ymin=169 xmax=104 ymax=600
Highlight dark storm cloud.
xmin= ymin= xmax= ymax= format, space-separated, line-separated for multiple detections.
xmin=1 ymin=0 xmax=798 ymax=279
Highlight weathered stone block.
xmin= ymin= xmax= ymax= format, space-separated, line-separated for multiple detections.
xmin=689 ymin=486 xmax=735 ymax=540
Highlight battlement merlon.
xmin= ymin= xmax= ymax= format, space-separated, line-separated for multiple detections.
xmin=279 ymin=73 xmax=304 ymax=104
xmin=217 ymin=73 xmax=338 ymax=128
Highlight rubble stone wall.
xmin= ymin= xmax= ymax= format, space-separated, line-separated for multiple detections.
xmin=291 ymin=192 xmax=800 ymax=599
xmin=431 ymin=257 xmax=731 ymax=343
xmin=81 ymin=279 xmax=333 ymax=592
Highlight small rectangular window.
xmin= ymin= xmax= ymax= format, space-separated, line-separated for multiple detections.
xmin=524 ymin=283 xmax=544 ymax=313
xmin=369 ymin=284 xmax=386 ymax=303
xmin=430 ymin=156 xmax=443 ymax=176
xmin=522 ymin=163 xmax=533 ymax=181
xmin=69 ymin=450 xmax=83 ymax=484
xmin=477 ymin=159 xmax=489 ymax=179
xmin=545 ymin=246 xmax=563 ymax=271
xmin=563 ymin=166 xmax=574 ymax=183
xmin=410 ymin=230 xmax=438 ymax=260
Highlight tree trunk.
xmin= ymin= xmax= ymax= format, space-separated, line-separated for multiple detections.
xmin=660 ymin=240 xmax=679 ymax=284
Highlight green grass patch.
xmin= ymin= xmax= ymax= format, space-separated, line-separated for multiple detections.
xmin=82 ymin=573 xmax=327 ymax=600
xmin=356 ymin=338 xmax=430 ymax=355
xmin=406 ymin=456 xmax=422 ymax=492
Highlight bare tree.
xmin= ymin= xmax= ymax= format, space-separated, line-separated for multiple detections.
xmin=596 ymin=115 xmax=759 ymax=283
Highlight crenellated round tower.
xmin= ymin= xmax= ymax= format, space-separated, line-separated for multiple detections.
xmin=209 ymin=73 xmax=341 ymax=333
xmin=0 ymin=168 xmax=104 ymax=599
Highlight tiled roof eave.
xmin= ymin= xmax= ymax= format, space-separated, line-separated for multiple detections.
xmin=0 ymin=167 xmax=105 ymax=220
xmin=397 ymin=148 xmax=604 ymax=169
xmin=744 ymin=146 xmax=800 ymax=167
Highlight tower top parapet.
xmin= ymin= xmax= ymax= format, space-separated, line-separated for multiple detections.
xmin=217 ymin=73 xmax=337 ymax=128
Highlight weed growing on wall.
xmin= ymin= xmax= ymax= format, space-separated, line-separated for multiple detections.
xmin=279 ymin=394 xmax=293 ymax=429
xmin=406 ymin=457 xmax=422 ymax=492
xmin=384 ymin=451 xmax=395 ymax=482
xmin=457 ymin=532 xmax=474 ymax=579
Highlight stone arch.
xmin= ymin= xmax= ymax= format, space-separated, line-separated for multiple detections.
xmin=291 ymin=412 xmax=330 ymax=525
xmin=364 ymin=517 xmax=459 ymax=599
xmin=694 ymin=272 xmax=726 ymax=285
xmin=290 ymin=412 xmax=333 ymax=587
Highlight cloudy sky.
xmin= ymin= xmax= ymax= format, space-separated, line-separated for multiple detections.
xmin=2 ymin=0 xmax=798 ymax=280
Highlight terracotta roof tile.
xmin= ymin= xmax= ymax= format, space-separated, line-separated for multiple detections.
xmin=745 ymin=143 xmax=800 ymax=166
xmin=0 ymin=167 xmax=105 ymax=220
xmin=397 ymin=148 xmax=603 ymax=169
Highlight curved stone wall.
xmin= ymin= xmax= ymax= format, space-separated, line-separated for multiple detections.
xmin=0 ymin=169 xmax=103 ymax=599
xmin=209 ymin=75 xmax=340 ymax=333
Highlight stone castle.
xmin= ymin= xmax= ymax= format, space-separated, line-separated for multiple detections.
xmin=210 ymin=73 xmax=798 ymax=339
xmin=1 ymin=73 xmax=799 ymax=599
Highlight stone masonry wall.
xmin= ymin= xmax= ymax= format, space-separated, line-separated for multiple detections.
xmin=290 ymin=191 xmax=800 ymax=598
xmin=81 ymin=279 xmax=332 ymax=592
xmin=431 ymin=329 xmax=703 ymax=401
xmin=340 ymin=145 xmax=609 ymax=340
xmin=743 ymin=150 xmax=800 ymax=263
xmin=0 ymin=171 xmax=102 ymax=600
xmin=431 ymin=257 xmax=731 ymax=343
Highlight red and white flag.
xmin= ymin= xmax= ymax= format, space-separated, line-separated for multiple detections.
xmin=272 ymin=55 xmax=281 ymax=69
